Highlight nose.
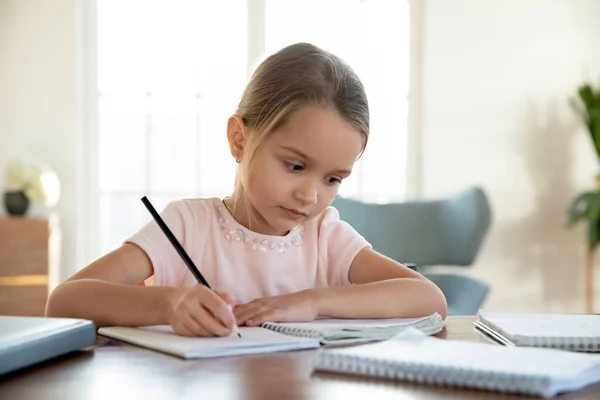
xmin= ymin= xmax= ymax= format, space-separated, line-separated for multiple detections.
xmin=294 ymin=179 xmax=318 ymax=205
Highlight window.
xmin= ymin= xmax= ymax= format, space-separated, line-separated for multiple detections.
xmin=91 ymin=0 xmax=409 ymax=259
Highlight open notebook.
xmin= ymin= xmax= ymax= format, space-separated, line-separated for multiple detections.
xmin=261 ymin=312 xmax=444 ymax=345
xmin=98 ymin=313 xmax=444 ymax=358
xmin=98 ymin=325 xmax=320 ymax=359
xmin=475 ymin=310 xmax=600 ymax=352
xmin=314 ymin=328 xmax=600 ymax=398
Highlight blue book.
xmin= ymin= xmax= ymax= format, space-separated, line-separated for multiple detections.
xmin=0 ymin=316 xmax=96 ymax=376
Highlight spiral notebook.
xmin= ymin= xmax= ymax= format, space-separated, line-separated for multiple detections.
xmin=261 ymin=312 xmax=444 ymax=345
xmin=314 ymin=328 xmax=600 ymax=398
xmin=475 ymin=310 xmax=600 ymax=352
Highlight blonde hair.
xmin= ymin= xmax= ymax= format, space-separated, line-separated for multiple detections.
xmin=231 ymin=42 xmax=370 ymax=219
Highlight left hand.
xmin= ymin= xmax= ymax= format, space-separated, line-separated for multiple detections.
xmin=234 ymin=290 xmax=320 ymax=327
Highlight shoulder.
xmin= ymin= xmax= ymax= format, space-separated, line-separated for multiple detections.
xmin=315 ymin=206 xmax=349 ymax=234
xmin=165 ymin=197 xmax=221 ymax=220
xmin=304 ymin=205 xmax=367 ymax=245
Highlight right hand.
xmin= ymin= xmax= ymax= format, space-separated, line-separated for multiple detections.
xmin=165 ymin=285 xmax=237 ymax=337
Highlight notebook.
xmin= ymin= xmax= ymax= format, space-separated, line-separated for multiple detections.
xmin=261 ymin=312 xmax=444 ymax=345
xmin=97 ymin=325 xmax=320 ymax=359
xmin=313 ymin=328 xmax=600 ymax=398
xmin=475 ymin=310 xmax=600 ymax=352
xmin=0 ymin=316 xmax=96 ymax=376
xmin=98 ymin=313 xmax=444 ymax=358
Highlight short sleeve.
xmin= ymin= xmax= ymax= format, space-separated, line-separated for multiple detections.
xmin=318 ymin=207 xmax=372 ymax=287
xmin=125 ymin=200 xmax=194 ymax=287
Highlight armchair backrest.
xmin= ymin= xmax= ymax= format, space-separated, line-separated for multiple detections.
xmin=331 ymin=187 xmax=492 ymax=267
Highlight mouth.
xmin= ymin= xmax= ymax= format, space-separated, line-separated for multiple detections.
xmin=281 ymin=207 xmax=308 ymax=220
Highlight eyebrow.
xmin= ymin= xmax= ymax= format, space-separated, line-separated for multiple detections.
xmin=279 ymin=145 xmax=352 ymax=175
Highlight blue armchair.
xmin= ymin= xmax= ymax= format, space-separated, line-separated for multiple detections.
xmin=331 ymin=187 xmax=492 ymax=315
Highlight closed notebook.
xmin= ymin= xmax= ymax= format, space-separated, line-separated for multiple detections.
xmin=475 ymin=310 xmax=600 ymax=352
xmin=261 ymin=312 xmax=444 ymax=345
xmin=314 ymin=328 xmax=600 ymax=398
xmin=98 ymin=325 xmax=320 ymax=359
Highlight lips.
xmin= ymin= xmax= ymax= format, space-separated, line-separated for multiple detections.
xmin=281 ymin=207 xmax=307 ymax=220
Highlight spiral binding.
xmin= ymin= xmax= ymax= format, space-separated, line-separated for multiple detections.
xmin=315 ymin=352 xmax=551 ymax=397
xmin=519 ymin=335 xmax=600 ymax=352
xmin=262 ymin=322 xmax=323 ymax=339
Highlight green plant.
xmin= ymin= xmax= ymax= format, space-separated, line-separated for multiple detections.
xmin=567 ymin=80 xmax=600 ymax=248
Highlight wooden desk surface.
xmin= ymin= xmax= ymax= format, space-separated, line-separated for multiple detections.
xmin=1 ymin=316 xmax=599 ymax=399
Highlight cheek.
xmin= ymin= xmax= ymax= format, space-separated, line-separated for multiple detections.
xmin=247 ymin=162 xmax=285 ymax=199
xmin=319 ymin=186 xmax=339 ymax=206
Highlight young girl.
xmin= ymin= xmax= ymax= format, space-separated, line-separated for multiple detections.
xmin=46 ymin=43 xmax=447 ymax=337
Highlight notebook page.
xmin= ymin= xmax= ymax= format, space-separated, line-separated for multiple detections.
xmin=98 ymin=326 xmax=320 ymax=358
xmin=479 ymin=310 xmax=600 ymax=337
xmin=283 ymin=315 xmax=433 ymax=328
xmin=267 ymin=313 xmax=441 ymax=331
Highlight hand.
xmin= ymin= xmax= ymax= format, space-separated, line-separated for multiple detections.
xmin=165 ymin=284 xmax=237 ymax=337
xmin=234 ymin=289 xmax=320 ymax=327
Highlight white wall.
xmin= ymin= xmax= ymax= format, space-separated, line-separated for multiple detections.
xmin=0 ymin=0 xmax=83 ymax=283
xmin=420 ymin=0 xmax=600 ymax=312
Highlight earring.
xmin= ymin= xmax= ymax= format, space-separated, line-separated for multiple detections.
xmin=235 ymin=156 xmax=240 ymax=163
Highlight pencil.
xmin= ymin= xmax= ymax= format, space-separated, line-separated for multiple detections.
xmin=141 ymin=196 xmax=241 ymax=338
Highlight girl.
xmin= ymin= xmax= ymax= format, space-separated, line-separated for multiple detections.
xmin=46 ymin=43 xmax=447 ymax=337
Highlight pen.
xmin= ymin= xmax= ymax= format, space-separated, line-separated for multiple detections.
xmin=141 ymin=196 xmax=242 ymax=338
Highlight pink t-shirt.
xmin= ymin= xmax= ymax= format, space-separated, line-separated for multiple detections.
xmin=126 ymin=197 xmax=371 ymax=304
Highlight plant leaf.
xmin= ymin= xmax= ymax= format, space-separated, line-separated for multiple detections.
xmin=567 ymin=192 xmax=594 ymax=226
xmin=587 ymin=193 xmax=600 ymax=221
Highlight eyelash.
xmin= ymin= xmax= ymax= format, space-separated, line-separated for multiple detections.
xmin=284 ymin=161 xmax=342 ymax=186
xmin=285 ymin=161 xmax=304 ymax=172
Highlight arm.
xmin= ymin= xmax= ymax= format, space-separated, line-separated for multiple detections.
xmin=45 ymin=243 xmax=176 ymax=327
xmin=315 ymin=247 xmax=448 ymax=319
xmin=235 ymin=248 xmax=447 ymax=326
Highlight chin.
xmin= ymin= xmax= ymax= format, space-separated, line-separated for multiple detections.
xmin=270 ymin=220 xmax=299 ymax=235
xmin=268 ymin=215 xmax=301 ymax=234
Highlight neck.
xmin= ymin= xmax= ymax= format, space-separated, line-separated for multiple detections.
xmin=224 ymin=192 xmax=288 ymax=236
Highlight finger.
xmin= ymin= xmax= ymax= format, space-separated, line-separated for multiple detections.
xmin=190 ymin=304 xmax=232 ymax=337
xmin=233 ymin=298 xmax=266 ymax=318
xmin=216 ymin=291 xmax=237 ymax=307
xmin=233 ymin=303 xmax=252 ymax=318
xmin=183 ymin=314 xmax=211 ymax=337
xmin=246 ymin=310 xmax=278 ymax=327
xmin=236 ymin=305 xmax=269 ymax=326
xmin=173 ymin=321 xmax=195 ymax=337
xmin=233 ymin=304 xmax=247 ymax=318
xmin=199 ymin=291 xmax=236 ymax=330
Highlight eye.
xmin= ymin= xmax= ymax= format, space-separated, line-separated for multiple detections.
xmin=326 ymin=176 xmax=342 ymax=185
xmin=285 ymin=161 xmax=304 ymax=172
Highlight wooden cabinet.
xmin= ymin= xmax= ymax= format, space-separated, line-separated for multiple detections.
xmin=0 ymin=215 xmax=61 ymax=316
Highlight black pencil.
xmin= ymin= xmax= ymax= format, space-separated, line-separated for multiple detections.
xmin=141 ymin=196 xmax=241 ymax=338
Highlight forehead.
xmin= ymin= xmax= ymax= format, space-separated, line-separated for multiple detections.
xmin=268 ymin=105 xmax=364 ymax=164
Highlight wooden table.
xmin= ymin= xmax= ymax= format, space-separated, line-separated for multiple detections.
xmin=1 ymin=316 xmax=599 ymax=399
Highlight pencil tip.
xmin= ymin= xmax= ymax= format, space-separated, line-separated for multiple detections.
xmin=237 ymin=332 xmax=242 ymax=338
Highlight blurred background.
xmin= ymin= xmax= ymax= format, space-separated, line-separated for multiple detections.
xmin=1 ymin=0 xmax=600 ymax=316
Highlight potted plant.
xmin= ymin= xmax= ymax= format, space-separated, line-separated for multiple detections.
xmin=566 ymin=80 xmax=600 ymax=313
xmin=3 ymin=159 xmax=60 ymax=216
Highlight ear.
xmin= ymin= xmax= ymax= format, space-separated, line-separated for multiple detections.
xmin=227 ymin=114 xmax=247 ymax=163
